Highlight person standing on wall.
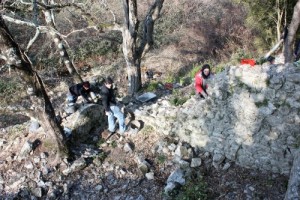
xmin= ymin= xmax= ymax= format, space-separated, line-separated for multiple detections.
xmin=101 ymin=77 xmax=127 ymax=134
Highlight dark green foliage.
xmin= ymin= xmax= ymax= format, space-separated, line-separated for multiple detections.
xmin=233 ymin=0 xmax=298 ymax=53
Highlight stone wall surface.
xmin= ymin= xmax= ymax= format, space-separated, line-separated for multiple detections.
xmin=134 ymin=63 xmax=300 ymax=175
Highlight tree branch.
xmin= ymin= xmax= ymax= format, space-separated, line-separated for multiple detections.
xmin=139 ymin=0 xmax=164 ymax=58
xmin=36 ymin=2 xmax=84 ymax=10
xmin=26 ymin=28 xmax=41 ymax=52
xmin=2 ymin=15 xmax=35 ymax=27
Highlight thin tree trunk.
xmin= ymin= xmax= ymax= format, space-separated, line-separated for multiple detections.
xmin=0 ymin=15 xmax=68 ymax=165
xmin=284 ymin=0 xmax=300 ymax=63
xmin=276 ymin=0 xmax=283 ymax=42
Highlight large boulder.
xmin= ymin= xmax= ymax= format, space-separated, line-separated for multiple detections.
xmin=62 ymin=104 xmax=106 ymax=143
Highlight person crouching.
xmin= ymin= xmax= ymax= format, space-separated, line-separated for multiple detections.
xmin=101 ymin=77 xmax=127 ymax=134
xmin=194 ymin=64 xmax=211 ymax=99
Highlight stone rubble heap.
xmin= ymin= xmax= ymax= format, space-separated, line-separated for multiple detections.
xmin=133 ymin=63 xmax=300 ymax=175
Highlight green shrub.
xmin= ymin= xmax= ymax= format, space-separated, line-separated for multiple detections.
xmin=170 ymin=89 xmax=189 ymax=106
xmin=165 ymin=74 xmax=177 ymax=83
xmin=213 ymin=63 xmax=226 ymax=74
xmin=144 ymin=81 xmax=159 ymax=92
xmin=188 ymin=64 xmax=201 ymax=79
xmin=97 ymin=138 xmax=106 ymax=147
xmin=0 ymin=79 xmax=22 ymax=94
xmin=156 ymin=154 xmax=166 ymax=164
xmin=174 ymin=176 xmax=208 ymax=200
xmin=170 ymin=96 xmax=189 ymax=106
xmin=255 ymin=99 xmax=268 ymax=108
xmin=111 ymin=140 xmax=117 ymax=148
xmin=230 ymin=48 xmax=256 ymax=64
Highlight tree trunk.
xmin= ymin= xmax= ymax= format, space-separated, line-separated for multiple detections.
xmin=42 ymin=2 xmax=83 ymax=84
xmin=284 ymin=0 xmax=300 ymax=63
xmin=0 ymin=15 xmax=68 ymax=165
xmin=121 ymin=0 xmax=164 ymax=95
xmin=284 ymin=149 xmax=300 ymax=200
xmin=121 ymin=0 xmax=140 ymax=95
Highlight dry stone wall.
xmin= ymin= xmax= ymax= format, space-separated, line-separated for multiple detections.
xmin=134 ymin=63 xmax=300 ymax=175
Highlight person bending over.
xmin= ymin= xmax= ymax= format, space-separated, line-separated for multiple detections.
xmin=67 ymin=81 xmax=92 ymax=103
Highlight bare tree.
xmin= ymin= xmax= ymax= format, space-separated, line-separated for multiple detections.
xmin=1 ymin=0 xmax=94 ymax=83
xmin=103 ymin=0 xmax=164 ymax=95
xmin=121 ymin=0 xmax=164 ymax=95
xmin=0 ymin=15 xmax=69 ymax=165
xmin=284 ymin=0 xmax=300 ymax=62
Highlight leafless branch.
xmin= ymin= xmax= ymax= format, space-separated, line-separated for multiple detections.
xmin=2 ymin=15 xmax=49 ymax=32
xmin=36 ymin=1 xmax=84 ymax=10
xmin=63 ymin=26 xmax=99 ymax=37
xmin=2 ymin=14 xmax=35 ymax=27
xmin=20 ymin=0 xmax=32 ymax=5
xmin=26 ymin=28 xmax=41 ymax=52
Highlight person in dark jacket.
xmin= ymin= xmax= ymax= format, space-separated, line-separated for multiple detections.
xmin=67 ymin=81 xmax=92 ymax=103
xmin=194 ymin=64 xmax=211 ymax=99
xmin=101 ymin=77 xmax=126 ymax=134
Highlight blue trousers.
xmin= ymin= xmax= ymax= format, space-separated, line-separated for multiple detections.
xmin=107 ymin=105 xmax=126 ymax=134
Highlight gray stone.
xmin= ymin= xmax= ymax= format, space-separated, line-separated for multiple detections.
xmin=24 ymin=161 xmax=34 ymax=169
xmin=18 ymin=141 xmax=33 ymax=160
xmin=124 ymin=143 xmax=133 ymax=153
xmin=29 ymin=120 xmax=40 ymax=133
xmin=190 ymin=158 xmax=201 ymax=167
xmin=145 ymin=172 xmax=155 ymax=180
xmin=222 ymin=163 xmax=231 ymax=171
xmin=63 ymin=158 xmax=87 ymax=175
xmin=166 ymin=168 xmax=185 ymax=185
xmin=138 ymin=162 xmax=149 ymax=174
xmin=31 ymin=187 xmax=43 ymax=198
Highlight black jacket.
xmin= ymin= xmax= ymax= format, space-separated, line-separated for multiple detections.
xmin=69 ymin=83 xmax=90 ymax=102
xmin=101 ymin=85 xmax=116 ymax=112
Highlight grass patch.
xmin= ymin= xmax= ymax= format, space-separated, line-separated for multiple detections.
xmin=140 ymin=125 xmax=154 ymax=137
xmin=0 ymin=78 xmax=24 ymax=105
xmin=170 ymin=96 xmax=189 ymax=106
xmin=169 ymin=89 xmax=190 ymax=106
xmin=111 ymin=140 xmax=117 ymax=148
xmin=143 ymin=81 xmax=160 ymax=92
xmin=97 ymin=138 xmax=106 ymax=147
